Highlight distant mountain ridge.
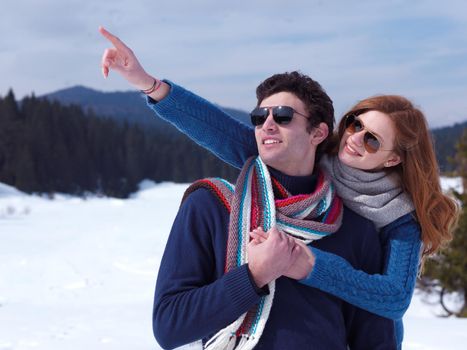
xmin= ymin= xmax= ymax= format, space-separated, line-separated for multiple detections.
xmin=431 ymin=120 xmax=467 ymax=172
xmin=43 ymin=86 xmax=251 ymax=133
xmin=43 ymin=85 xmax=466 ymax=172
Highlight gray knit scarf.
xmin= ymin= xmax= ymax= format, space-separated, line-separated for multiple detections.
xmin=319 ymin=155 xmax=414 ymax=228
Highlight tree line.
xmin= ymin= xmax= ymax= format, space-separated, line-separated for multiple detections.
xmin=432 ymin=120 xmax=467 ymax=173
xmin=420 ymin=129 xmax=467 ymax=317
xmin=0 ymin=90 xmax=238 ymax=198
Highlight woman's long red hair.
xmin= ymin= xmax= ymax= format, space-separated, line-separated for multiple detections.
xmin=334 ymin=95 xmax=459 ymax=256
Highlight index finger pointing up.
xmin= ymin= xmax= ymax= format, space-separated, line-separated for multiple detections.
xmin=99 ymin=26 xmax=130 ymax=52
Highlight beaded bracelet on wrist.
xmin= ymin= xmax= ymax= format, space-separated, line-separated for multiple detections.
xmin=141 ymin=78 xmax=161 ymax=95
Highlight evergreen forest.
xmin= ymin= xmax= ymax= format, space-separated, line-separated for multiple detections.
xmin=0 ymin=88 xmax=465 ymax=198
xmin=0 ymin=90 xmax=238 ymax=198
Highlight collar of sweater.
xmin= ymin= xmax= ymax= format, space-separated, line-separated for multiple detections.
xmin=268 ymin=166 xmax=317 ymax=196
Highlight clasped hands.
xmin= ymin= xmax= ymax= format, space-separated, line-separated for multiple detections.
xmin=247 ymin=226 xmax=315 ymax=288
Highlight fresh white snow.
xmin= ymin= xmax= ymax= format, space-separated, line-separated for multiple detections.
xmin=0 ymin=179 xmax=466 ymax=350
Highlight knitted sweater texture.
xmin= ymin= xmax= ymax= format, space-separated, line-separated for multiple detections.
xmin=147 ymin=81 xmax=422 ymax=347
xmin=153 ymin=171 xmax=396 ymax=349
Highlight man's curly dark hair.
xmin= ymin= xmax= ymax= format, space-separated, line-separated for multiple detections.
xmin=255 ymin=71 xmax=335 ymax=161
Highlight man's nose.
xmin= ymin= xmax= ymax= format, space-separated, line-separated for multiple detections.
xmin=262 ymin=111 xmax=278 ymax=131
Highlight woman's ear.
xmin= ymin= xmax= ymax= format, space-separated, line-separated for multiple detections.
xmin=384 ymin=154 xmax=402 ymax=168
xmin=310 ymin=122 xmax=329 ymax=146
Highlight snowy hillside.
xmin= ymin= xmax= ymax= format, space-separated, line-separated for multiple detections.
xmin=0 ymin=179 xmax=466 ymax=350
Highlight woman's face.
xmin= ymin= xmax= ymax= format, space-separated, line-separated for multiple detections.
xmin=338 ymin=110 xmax=401 ymax=171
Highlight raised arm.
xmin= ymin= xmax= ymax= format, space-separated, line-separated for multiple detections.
xmin=99 ymin=26 xmax=257 ymax=169
xmin=146 ymin=82 xmax=257 ymax=169
xmin=302 ymin=214 xmax=422 ymax=320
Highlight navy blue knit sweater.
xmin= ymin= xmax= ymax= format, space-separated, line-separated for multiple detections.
xmin=153 ymin=170 xmax=396 ymax=349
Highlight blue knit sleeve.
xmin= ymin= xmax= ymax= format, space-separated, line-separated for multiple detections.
xmin=146 ymin=81 xmax=258 ymax=169
xmin=301 ymin=213 xmax=422 ymax=320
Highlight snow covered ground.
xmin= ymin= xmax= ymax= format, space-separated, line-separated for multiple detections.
xmin=0 ymin=179 xmax=466 ymax=350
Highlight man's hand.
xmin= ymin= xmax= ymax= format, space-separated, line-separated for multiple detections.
xmin=247 ymin=226 xmax=300 ymax=288
xmin=250 ymin=227 xmax=315 ymax=281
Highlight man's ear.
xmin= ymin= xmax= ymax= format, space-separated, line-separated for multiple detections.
xmin=310 ymin=122 xmax=329 ymax=145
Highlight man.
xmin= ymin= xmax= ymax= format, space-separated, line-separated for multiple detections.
xmin=150 ymin=72 xmax=395 ymax=349
xmin=100 ymin=28 xmax=396 ymax=349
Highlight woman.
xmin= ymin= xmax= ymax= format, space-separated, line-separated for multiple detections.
xmin=99 ymin=27 xmax=459 ymax=347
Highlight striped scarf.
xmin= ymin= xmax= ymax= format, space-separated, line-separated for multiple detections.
xmin=183 ymin=157 xmax=343 ymax=350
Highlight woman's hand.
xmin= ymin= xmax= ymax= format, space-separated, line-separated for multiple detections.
xmin=249 ymin=227 xmax=315 ymax=280
xmin=250 ymin=227 xmax=268 ymax=243
xmin=283 ymin=239 xmax=315 ymax=280
xmin=99 ymin=26 xmax=169 ymax=100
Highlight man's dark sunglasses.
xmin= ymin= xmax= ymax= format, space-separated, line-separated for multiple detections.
xmin=344 ymin=114 xmax=392 ymax=153
xmin=250 ymin=106 xmax=308 ymax=126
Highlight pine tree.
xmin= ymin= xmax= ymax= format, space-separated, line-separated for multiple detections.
xmin=0 ymin=90 xmax=22 ymax=186
xmin=420 ymin=129 xmax=467 ymax=317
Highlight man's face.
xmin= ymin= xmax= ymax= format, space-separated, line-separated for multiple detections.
xmin=254 ymin=92 xmax=318 ymax=176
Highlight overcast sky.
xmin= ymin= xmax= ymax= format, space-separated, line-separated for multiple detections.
xmin=1 ymin=0 xmax=467 ymax=128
